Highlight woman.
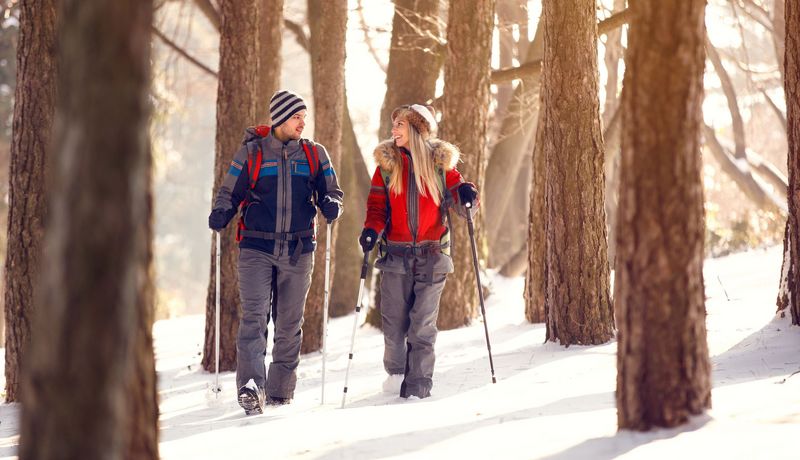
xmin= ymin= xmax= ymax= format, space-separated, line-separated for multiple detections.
xmin=360 ymin=104 xmax=478 ymax=399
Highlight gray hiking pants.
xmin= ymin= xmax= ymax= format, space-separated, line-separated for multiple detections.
xmin=380 ymin=271 xmax=447 ymax=398
xmin=236 ymin=248 xmax=313 ymax=399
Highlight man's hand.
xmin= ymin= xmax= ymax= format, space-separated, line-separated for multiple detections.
xmin=208 ymin=209 xmax=231 ymax=231
xmin=320 ymin=196 xmax=342 ymax=222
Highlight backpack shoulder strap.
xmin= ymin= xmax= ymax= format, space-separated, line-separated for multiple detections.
xmin=246 ymin=141 xmax=263 ymax=190
xmin=300 ymin=139 xmax=321 ymax=178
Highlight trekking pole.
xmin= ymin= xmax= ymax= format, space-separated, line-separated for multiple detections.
xmin=341 ymin=238 xmax=372 ymax=408
xmin=214 ymin=230 xmax=222 ymax=396
xmin=465 ymin=202 xmax=497 ymax=384
xmin=321 ymin=221 xmax=332 ymax=404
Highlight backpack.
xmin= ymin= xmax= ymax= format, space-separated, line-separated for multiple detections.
xmin=235 ymin=125 xmax=322 ymax=242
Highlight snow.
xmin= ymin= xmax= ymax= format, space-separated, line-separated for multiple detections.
xmin=1 ymin=246 xmax=799 ymax=459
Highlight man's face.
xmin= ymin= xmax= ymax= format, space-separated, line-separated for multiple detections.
xmin=278 ymin=109 xmax=307 ymax=140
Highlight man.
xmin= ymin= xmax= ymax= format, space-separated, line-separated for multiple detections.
xmin=208 ymin=90 xmax=343 ymax=415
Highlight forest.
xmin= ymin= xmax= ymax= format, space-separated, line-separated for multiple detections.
xmin=0 ymin=0 xmax=798 ymax=458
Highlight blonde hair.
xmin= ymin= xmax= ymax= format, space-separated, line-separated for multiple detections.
xmin=388 ymin=108 xmax=441 ymax=206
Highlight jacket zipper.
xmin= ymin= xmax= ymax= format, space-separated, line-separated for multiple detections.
xmin=279 ymin=144 xmax=288 ymax=256
xmin=406 ymin=153 xmax=418 ymax=245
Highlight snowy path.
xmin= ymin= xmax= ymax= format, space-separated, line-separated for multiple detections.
xmin=1 ymin=246 xmax=798 ymax=459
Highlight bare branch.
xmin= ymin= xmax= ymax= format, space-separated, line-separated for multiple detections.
xmin=734 ymin=0 xmax=774 ymax=32
xmin=153 ymin=26 xmax=218 ymax=78
xmin=706 ymin=37 xmax=747 ymax=160
xmin=761 ymin=88 xmax=787 ymax=130
xmin=192 ymin=0 xmax=220 ymax=31
xmin=597 ymin=7 xmax=631 ymax=35
xmin=703 ymin=123 xmax=786 ymax=214
xmin=491 ymin=59 xmax=542 ymax=84
xmin=283 ymin=18 xmax=309 ymax=51
xmin=490 ymin=8 xmax=630 ymax=84
xmin=356 ymin=0 xmax=387 ymax=72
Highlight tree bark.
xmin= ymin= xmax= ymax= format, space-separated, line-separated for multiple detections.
xmin=20 ymin=0 xmax=156 ymax=457
xmin=541 ymin=0 xmax=613 ymax=345
xmin=524 ymin=109 xmax=545 ymax=323
xmin=378 ymin=0 xmax=442 ymax=140
xmin=124 ymin=164 xmax=159 ymax=459
xmin=604 ymin=107 xmax=622 ymax=267
xmin=785 ymin=0 xmax=800 ymax=325
xmin=602 ymin=0 xmax=625 ymax=128
xmin=602 ymin=0 xmax=625 ymax=267
xmin=3 ymin=0 xmax=57 ymax=403
xmin=615 ymin=0 xmax=711 ymax=430
xmin=302 ymin=0 xmax=347 ymax=354
xmin=202 ymin=0 xmax=258 ymax=373
xmin=438 ymin=0 xmax=495 ymax=330
xmin=255 ymin=0 xmax=283 ymax=124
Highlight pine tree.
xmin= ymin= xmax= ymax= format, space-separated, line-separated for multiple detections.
xmin=3 ymin=0 xmax=57 ymax=403
xmin=615 ymin=0 xmax=711 ymax=430
xmin=437 ymin=0 xmax=495 ymax=329
xmin=202 ymin=0 xmax=258 ymax=372
xmin=20 ymin=0 xmax=157 ymax=456
xmin=302 ymin=0 xmax=347 ymax=353
xmin=541 ymin=0 xmax=613 ymax=345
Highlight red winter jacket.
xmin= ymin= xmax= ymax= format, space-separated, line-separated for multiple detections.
xmin=364 ymin=140 xmax=469 ymax=245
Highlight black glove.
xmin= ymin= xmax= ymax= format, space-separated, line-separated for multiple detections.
xmin=320 ymin=196 xmax=342 ymax=222
xmin=458 ymin=183 xmax=478 ymax=207
xmin=359 ymin=228 xmax=378 ymax=253
xmin=208 ymin=208 xmax=232 ymax=231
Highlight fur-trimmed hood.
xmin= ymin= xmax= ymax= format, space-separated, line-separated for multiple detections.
xmin=372 ymin=138 xmax=461 ymax=174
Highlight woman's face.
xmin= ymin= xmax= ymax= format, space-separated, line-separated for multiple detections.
xmin=391 ymin=116 xmax=410 ymax=148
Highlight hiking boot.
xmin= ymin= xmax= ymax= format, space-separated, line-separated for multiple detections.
xmin=238 ymin=379 xmax=265 ymax=415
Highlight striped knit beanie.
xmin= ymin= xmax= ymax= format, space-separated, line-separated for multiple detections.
xmin=270 ymin=90 xmax=307 ymax=127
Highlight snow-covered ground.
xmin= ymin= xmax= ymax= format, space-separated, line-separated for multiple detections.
xmin=1 ymin=246 xmax=798 ymax=459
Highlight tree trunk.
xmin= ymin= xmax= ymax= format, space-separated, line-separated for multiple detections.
xmin=378 ymin=0 xmax=442 ymax=140
xmin=602 ymin=0 xmax=625 ymax=127
xmin=541 ymin=0 xmax=613 ymax=345
xmin=524 ymin=109 xmax=545 ymax=323
xmin=302 ymin=0 xmax=347 ymax=354
xmin=330 ymin=88 xmax=371 ymax=317
xmin=20 ymin=1 xmax=156 ymax=457
xmin=785 ymin=0 xmax=800 ymax=325
xmin=615 ymin=0 xmax=711 ymax=430
xmin=438 ymin=0 xmax=495 ymax=329
xmin=202 ymin=0 xmax=258 ymax=373
xmin=604 ymin=108 xmax=623 ymax=268
xmin=602 ymin=0 xmax=625 ymax=267
xmin=256 ymin=0 xmax=283 ymax=124
xmin=3 ymin=0 xmax=57 ymax=403
xmin=125 ymin=162 xmax=159 ymax=459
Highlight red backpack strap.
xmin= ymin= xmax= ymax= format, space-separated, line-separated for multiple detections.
xmin=246 ymin=142 xmax=263 ymax=190
xmin=301 ymin=140 xmax=320 ymax=178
